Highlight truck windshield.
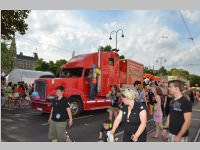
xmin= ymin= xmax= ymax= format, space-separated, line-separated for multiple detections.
xmin=60 ymin=68 xmax=83 ymax=78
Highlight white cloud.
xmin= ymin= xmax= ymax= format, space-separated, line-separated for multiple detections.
xmin=181 ymin=10 xmax=200 ymax=23
xmin=15 ymin=10 xmax=200 ymax=75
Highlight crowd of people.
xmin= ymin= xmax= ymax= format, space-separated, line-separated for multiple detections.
xmin=98 ymin=79 xmax=200 ymax=142
xmin=46 ymin=78 xmax=199 ymax=142
xmin=1 ymin=76 xmax=34 ymax=109
xmin=1 ymin=73 xmax=200 ymax=142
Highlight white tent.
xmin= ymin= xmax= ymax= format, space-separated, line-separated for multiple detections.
xmin=7 ymin=69 xmax=54 ymax=84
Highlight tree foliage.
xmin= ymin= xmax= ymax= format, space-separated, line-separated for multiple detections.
xmin=156 ymin=66 xmax=168 ymax=76
xmin=144 ymin=66 xmax=155 ymax=75
xmin=99 ymin=45 xmax=112 ymax=52
xmin=119 ymin=55 xmax=125 ymax=60
xmin=1 ymin=37 xmax=16 ymax=74
xmin=168 ymin=68 xmax=190 ymax=80
xmin=99 ymin=45 xmax=125 ymax=59
xmin=1 ymin=10 xmax=30 ymax=40
xmin=189 ymin=74 xmax=200 ymax=87
xmin=35 ymin=59 xmax=67 ymax=77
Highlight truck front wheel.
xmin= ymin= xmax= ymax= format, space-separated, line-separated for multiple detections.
xmin=69 ymin=97 xmax=82 ymax=117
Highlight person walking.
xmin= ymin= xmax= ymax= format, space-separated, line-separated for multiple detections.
xmin=152 ymin=87 xmax=163 ymax=138
xmin=162 ymin=80 xmax=192 ymax=142
xmin=110 ymin=88 xmax=147 ymax=142
xmin=134 ymin=81 xmax=146 ymax=106
xmin=48 ymin=86 xmax=73 ymax=142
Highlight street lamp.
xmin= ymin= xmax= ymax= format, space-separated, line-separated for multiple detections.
xmin=109 ymin=29 xmax=124 ymax=88
xmin=109 ymin=29 xmax=124 ymax=52
xmin=156 ymin=57 xmax=167 ymax=69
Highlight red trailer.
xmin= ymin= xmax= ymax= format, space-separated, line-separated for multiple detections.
xmin=31 ymin=51 xmax=144 ymax=116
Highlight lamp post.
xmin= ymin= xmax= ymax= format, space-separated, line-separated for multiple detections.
xmin=156 ymin=57 xmax=167 ymax=68
xmin=109 ymin=29 xmax=124 ymax=88
xmin=109 ymin=29 xmax=124 ymax=51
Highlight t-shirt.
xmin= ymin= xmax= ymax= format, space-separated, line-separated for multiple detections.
xmin=137 ymin=90 xmax=145 ymax=103
xmin=121 ymin=102 xmax=147 ymax=141
xmin=169 ymin=96 xmax=192 ymax=137
xmin=100 ymin=127 xmax=111 ymax=142
xmin=110 ymin=93 xmax=119 ymax=107
xmin=52 ymin=97 xmax=70 ymax=122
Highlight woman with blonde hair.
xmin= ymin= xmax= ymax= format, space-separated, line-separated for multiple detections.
xmin=152 ymin=87 xmax=163 ymax=138
xmin=109 ymin=88 xmax=147 ymax=142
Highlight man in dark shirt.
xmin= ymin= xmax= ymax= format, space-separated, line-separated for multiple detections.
xmin=48 ymin=86 xmax=73 ymax=142
xmin=162 ymin=80 xmax=192 ymax=142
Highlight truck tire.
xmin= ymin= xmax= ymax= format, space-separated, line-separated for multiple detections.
xmin=69 ymin=97 xmax=82 ymax=117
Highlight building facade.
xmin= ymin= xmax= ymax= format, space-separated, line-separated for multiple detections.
xmin=16 ymin=52 xmax=39 ymax=70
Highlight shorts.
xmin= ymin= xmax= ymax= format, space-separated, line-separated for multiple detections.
xmin=108 ymin=107 xmax=119 ymax=113
xmin=168 ymin=133 xmax=189 ymax=142
xmin=48 ymin=120 xmax=67 ymax=142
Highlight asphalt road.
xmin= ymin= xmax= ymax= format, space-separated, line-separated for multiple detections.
xmin=1 ymin=102 xmax=200 ymax=142
xmin=1 ymin=106 xmax=153 ymax=142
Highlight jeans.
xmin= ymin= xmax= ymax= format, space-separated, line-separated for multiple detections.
xmin=90 ymin=83 xmax=96 ymax=100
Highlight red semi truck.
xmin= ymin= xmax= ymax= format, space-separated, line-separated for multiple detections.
xmin=31 ymin=51 xmax=144 ymax=116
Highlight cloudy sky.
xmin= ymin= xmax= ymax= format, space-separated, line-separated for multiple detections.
xmin=15 ymin=10 xmax=200 ymax=75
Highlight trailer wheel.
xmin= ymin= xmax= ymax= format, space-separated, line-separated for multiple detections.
xmin=69 ymin=97 xmax=82 ymax=117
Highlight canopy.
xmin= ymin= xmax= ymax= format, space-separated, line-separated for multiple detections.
xmin=144 ymin=73 xmax=154 ymax=80
xmin=7 ymin=69 xmax=54 ymax=84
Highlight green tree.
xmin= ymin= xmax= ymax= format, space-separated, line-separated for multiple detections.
xmin=48 ymin=61 xmax=57 ymax=75
xmin=35 ymin=59 xmax=49 ymax=71
xmin=1 ymin=42 xmax=10 ymax=74
xmin=168 ymin=68 xmax=190 ymax=79
xmin=55 ymin=59 xmax=67 ymax=76
xmin=144 ymin=66 xmax=155 ymax=75
xmin=99 ymin=45 xmax=112 ymax=52
xmin=1 ymin=10 xmax=30 ymax=40
xmin=156 ymin=66 xmax=168 ymax=76
xmin=1 ymin=36 xmax=17 ymax=74
xmin=35 ymin=59 xmax=67 ymax=77
xmin=104 ymin=45 xmax=112 ymax=52
xmin=189 ymin=74 xmax=200 ymax=87
xmin=119 ymin=55 xmax=125 ymax=60
xmin=9 ymin=36 xmax=17 ymax=69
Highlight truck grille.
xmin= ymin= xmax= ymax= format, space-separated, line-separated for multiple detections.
xmin=35 ymin=80 xmax=46 ymax=100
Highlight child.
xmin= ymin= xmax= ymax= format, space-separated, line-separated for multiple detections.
xmin=98 ymin=120 xmax=113 ymax=142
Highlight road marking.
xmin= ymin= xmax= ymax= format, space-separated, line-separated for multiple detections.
xmin=192 ymin=118 xmax=200 ymax=121
xmin=192 ymin=109 xmax=200 ymax=112
xmin=194 ymin=127 xmax=200 ymax=142
xmin=41 ymin=122 xmax=49 ymax=126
